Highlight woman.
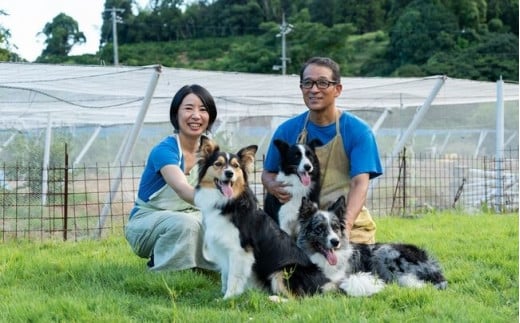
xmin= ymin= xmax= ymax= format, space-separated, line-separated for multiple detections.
xmin=125 ymin=84 xmax=219 ymax=271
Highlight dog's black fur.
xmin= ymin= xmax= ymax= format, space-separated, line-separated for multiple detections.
xmin=194 ymin=137 xmax=335 ymax=298
xmin=297 ymin=196 xmax=448 ymax=296
xmin=264 ymin=139 xmax=322 ymax=239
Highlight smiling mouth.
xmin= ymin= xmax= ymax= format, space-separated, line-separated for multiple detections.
xmin=316 ymin=243 xmax=338 ymax=266
xmin=297 ymin=171 xmax=311 ymax=186
xmin=214 ymin=178 xmax=233 ymax=198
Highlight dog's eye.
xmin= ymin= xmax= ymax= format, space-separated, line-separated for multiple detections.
xmin=214 ymin=161 xmax=223 ymax=168
xmin=313 ymin=225 xmax=324 ymax=234
xmin=230 ymin=161 xmax=240 ymax=169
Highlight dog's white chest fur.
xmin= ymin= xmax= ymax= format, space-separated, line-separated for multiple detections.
xmin=310 ymin=246 xmax=353 ymax=283
xmin=195 ymin=188 xmax=257 ymax=299
xmin=276 ymin=172 xmax=312 ymax=238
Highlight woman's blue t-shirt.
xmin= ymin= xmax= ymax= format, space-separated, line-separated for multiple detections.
xmin=137 ymin=136 xmax=183 ymax=202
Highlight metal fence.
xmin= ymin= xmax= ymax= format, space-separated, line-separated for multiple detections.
xmin=1 ymin=149 xmax=518 ymax=242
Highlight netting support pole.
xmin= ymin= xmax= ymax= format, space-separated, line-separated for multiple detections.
xmin=495 ymin=76 xmax=504 ymax=212
xmin=369 ymin=75 xmax=446 ymax=193
xmin=95 ymin=65 xmax=162 ymax=238
xmin=0 ymin=132 xmax=17 ymax=154
xmin=42 ymin=113 xmax=53 ymax=206
xmin=372 ymin=107 xmax=391 ymax=135
xmin=73 ymin=125 xmax=102 ymax=168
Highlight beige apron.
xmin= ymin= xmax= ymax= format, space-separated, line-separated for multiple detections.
xmin=125 ymin=135 xmax=217 ymax=271
xmin=297 ymin=111 xmax=376 ymax=244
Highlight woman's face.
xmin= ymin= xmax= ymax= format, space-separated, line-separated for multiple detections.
xmin=177 ymin=93 xmax=210 ymax=137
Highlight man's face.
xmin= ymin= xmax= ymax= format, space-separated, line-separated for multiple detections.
xmin=300 ymin=64 xmax=342 ymax=112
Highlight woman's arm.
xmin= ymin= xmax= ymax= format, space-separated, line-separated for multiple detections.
xmin=161 ymin=164 xmax=195 ymax=204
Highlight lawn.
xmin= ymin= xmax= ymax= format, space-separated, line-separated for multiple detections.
xmin=0 ymin=212 xmax=517 ymax=322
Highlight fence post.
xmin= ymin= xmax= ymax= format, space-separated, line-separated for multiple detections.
xmin=63 ymin=143 xmax=69 ymax=241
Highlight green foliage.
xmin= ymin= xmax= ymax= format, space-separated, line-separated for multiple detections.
xmin=3 ymin=0 xmax=517 ymax=81
xmin=424 ymin=32 xmax=519 ymax=81
xmin=0 ymin=212 xmax=517 ymax=322
xmin=2 ymin=130 xmax=70 ymax=197
xmin=36 ymin=13 xmax=86 ymax=62
xmin=387 ymin=1 xmax=459 ymax=67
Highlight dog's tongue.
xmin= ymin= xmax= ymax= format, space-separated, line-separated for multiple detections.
xmin=326 ymin=249 xmax=337 ymax=266
xmin=221 ymin=182 xmax=233 ymax=198
xmin=300 ymin=172 xmax=311 ymax=186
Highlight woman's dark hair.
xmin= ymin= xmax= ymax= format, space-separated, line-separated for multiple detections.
xmin=169 ymin=84 xmax=218 ymax=132
xmin=299 ymin=57 xmax=341 ymax=84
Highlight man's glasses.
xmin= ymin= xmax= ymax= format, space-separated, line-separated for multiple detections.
xmin=300 ymin=79 xmax=338 ymax=89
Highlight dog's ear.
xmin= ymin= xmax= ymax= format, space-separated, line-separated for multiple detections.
xmin=198 ymin=136 xmax=219 ymax=160
xmin=273 ymin=139 xmax=289 ymax=155
xmin=237 ymin=145 xmax=257 ymax=174
xmin=328 ymin=195 xmax=346 ymax=220
xmin=299 ymin=196 xmax=318 ymax=220
xmin=307 ymin=138 xmax=322 ymax=150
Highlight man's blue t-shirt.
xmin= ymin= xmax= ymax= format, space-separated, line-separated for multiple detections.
xmin=264 ymin=111 xmax=383 ymax=179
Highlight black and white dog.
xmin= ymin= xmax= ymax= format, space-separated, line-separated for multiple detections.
xmin=264 ymin=139 xmax=322 ymax=239
xmin=297 ymin=196 xmax=448 ymax=297
xmin=194 ymin=137 xmax=336 ymax=299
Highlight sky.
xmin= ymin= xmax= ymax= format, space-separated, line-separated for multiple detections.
xmin=1 ymin=0 xmax=147 ymax=62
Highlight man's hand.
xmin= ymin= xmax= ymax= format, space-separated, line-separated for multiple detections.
xmin=262 ymin=170 xmax=292 ymax=203
xmin=266 ymin=180 xmax=292 ymax=203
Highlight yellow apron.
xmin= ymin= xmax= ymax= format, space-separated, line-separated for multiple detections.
xmin=297 ymin=111 xmax=376 ymax=244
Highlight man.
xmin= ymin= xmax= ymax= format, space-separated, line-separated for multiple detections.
xmin=262 ymin=57 xmax=383 ymax=243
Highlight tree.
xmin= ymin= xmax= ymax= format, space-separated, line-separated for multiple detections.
xmin=37 ymin=13 xmax=86 ymax=60
xmin=387 ymin=1 xmax=458 ymax=68
xmin=0 ymin=9 xmax=13 ymax=61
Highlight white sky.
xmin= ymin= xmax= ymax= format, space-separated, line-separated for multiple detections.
xmin=1 ymin=0 xmax=148 ymax=62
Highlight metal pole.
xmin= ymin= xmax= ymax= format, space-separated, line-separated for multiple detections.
xmin=107 ymin=7 xmax=124 ymax=66
xmin=273 ymin=14 xmax=292 ymax=74
xmin=372 ymin=108 xmax=391 ymax=135
xmin=73 ymin=125 xmax=102 ymax=168
xmin=42 ymin=113 xmax=52 ymax=205
xmin=281 ymin=23 xmax=287 ymax=75
xmin=495 ymin=76 xmax=504 ymax=212
xmin=96 ymin=65 xmax=162 ymax=237
xmin=390 ymin=76 xmax=446 ymax=158
xmin=112 ymin=7 xmax=119 ymax=66
xmin=370 ymin=76 xmax=446 ymax=192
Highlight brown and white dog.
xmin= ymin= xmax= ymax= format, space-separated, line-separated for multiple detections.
xmin=194 ymin=137 xmax=335 ymax=299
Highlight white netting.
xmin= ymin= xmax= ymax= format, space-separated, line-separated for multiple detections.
xmin=0 ymin=62 xmax=518 ymax=165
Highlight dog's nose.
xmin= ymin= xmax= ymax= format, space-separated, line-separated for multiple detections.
xmin=304 ymin=164 xmax=312 ymax=172
xmin=330 ymin=238 xmax=340 ymax=248
xmin=224 ymin=170 xmax=234 ymax=179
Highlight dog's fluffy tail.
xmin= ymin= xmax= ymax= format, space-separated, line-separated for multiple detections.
xmin=339 ymin=272 xmax=385 ymax=297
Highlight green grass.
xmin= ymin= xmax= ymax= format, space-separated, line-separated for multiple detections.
xmin=0 ymin=212 xmax=517 ymax=322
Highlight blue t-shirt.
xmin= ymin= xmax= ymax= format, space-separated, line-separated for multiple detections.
xmin=137 ymin=136 xmax=184 ymax=202
xmin=264 ymin=111 xmax=383 ymax=179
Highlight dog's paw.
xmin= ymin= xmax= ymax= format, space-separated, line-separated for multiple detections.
xmin=268 ymin=295 xmax=288 ymax=303
xmin=339 ymin=272 xmax=385 ymax=297
xmin=435 ymin=281 xmax=448 ymax=290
